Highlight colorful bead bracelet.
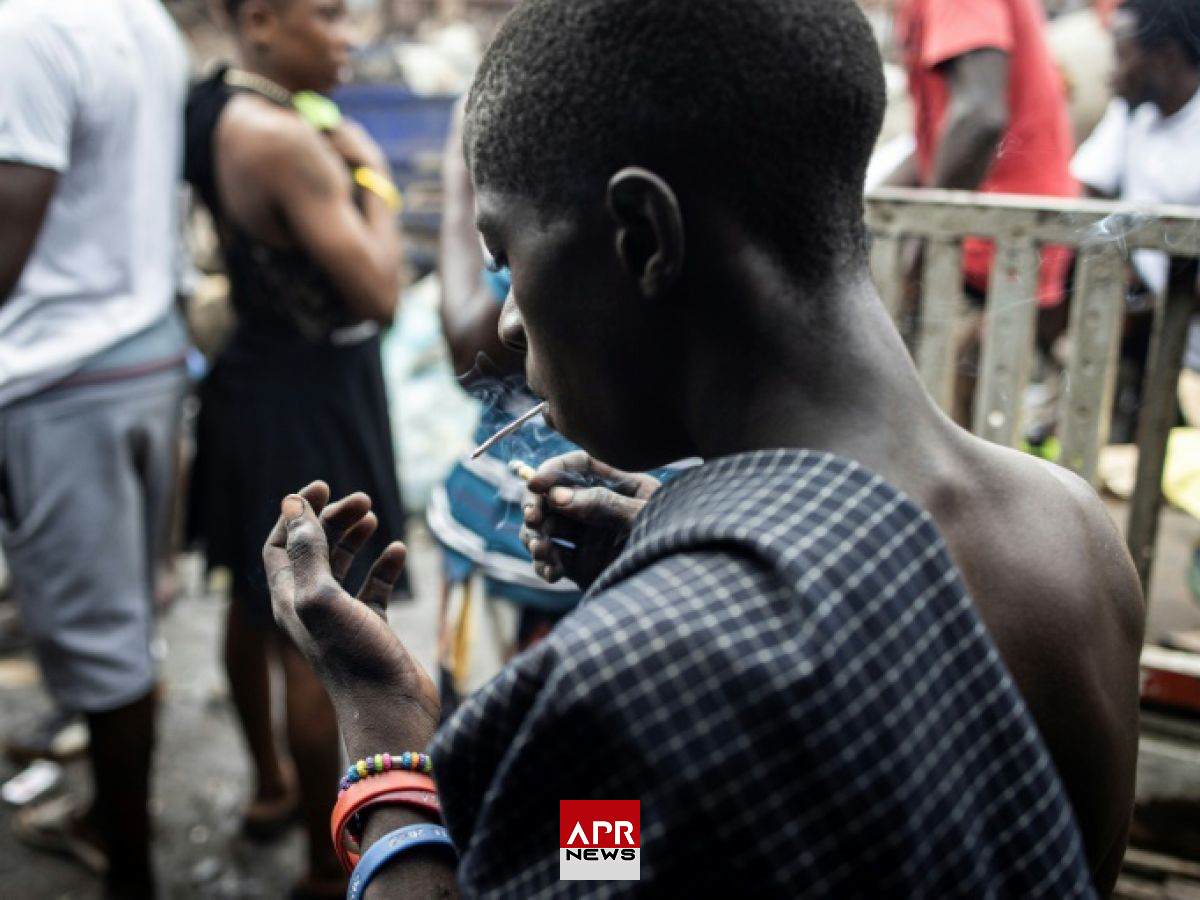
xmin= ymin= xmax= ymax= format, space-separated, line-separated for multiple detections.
xmin=339 ymin=752 xmax=433 ymax=795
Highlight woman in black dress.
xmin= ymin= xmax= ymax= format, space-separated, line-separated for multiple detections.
xmin=184 ymin=2 xmax=406 ymax=896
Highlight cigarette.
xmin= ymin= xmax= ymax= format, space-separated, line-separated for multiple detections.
xmin=509 ymin=460 xmax=537 ymax=482
xmin=471 ymin=402 xmax=547 ymax=459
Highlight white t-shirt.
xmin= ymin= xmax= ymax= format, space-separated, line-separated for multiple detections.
xmin=1072 ymin=88 xmax=1200 ymax=295
xmin=0 ymin=0 xmax=188 ymax=406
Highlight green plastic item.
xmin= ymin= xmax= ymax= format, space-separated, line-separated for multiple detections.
xmin=1019 ymin=435 xmax=1061 ymax=463
xmin=292 ymin=91 xmax=342 ymax=131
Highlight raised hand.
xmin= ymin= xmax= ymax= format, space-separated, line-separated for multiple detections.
xmin=263 ymin=481 xmax=439 ymax=758
xmin=519 ymin=451 xmax=660 ymax=591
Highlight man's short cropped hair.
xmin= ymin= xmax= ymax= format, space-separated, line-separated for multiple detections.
xmin=465 ymin=0 xmax=886 ymax=288
xmin=1122 ymin=0 xmax=1200 ymax=64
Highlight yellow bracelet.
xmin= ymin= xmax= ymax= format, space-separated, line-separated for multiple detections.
xmin=353 ymin=166 xmax=403 ymax=213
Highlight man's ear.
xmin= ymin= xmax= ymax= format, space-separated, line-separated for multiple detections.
xmin=605 ymin=167 xmax=685 ymax=300
xmin=239 ymin=0 xmax=279 ymax=46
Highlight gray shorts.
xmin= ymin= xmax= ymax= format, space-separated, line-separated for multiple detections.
xmin=0 ymin=366 xmax=184 ymax=713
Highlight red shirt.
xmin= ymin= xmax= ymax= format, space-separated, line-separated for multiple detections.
xmin=898 ymin=0 xmax=1078 ymax=304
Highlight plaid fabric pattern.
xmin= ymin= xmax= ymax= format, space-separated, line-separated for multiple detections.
xmin=430 ymin=449 xmax=1095 ymax=898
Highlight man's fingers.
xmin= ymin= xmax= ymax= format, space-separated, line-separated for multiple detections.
xmin=357 ymin=542 xmax=408 ymax=619
xmin=526 ymin=450 xmax=593 ymax=492
xmin=318 ymin=492 xmax=373 ymax=547
xmin=583 ymin=458 xmax=658 ymax=498
xmin=535 ymin=560 xmax=563 ymax=584
xmin=526 ymin=451 xmax=658 ymax=500
xmin=519 ymin=525 xmax=559 ymax=563
xmin=299 ymin=481 xmax=332 ymax=516
xmin=544 ymin=485 xmax=646 ymax=529
xmin=329 ymin=512 xmax=378 ymax=582
xmin=522 ymin=497 xmax=545 ymax=528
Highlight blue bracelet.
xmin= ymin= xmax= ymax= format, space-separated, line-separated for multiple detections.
xmin=347 ymin=824 xmax=455 ymax=900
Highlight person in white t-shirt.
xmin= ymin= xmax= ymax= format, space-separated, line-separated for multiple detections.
xmin=0 ymin=0 xmax=188 ymax=894
xmin=1071 ymin=0 xmax=1200 ymax=439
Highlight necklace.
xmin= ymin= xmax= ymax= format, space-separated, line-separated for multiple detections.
xmin=224 ymin=68 xmax=292 ymax=106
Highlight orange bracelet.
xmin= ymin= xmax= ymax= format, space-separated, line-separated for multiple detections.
xmin=330 ymin=771 xmax=439 ymax=872
xmin=337 ymin=789 xmax=441 ymax=870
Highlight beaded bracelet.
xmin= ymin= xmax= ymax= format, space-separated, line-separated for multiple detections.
xmin=340 ymin=752 xmax=433 ymax=795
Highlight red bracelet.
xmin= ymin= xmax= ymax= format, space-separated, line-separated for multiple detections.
xmin=330 ymin=771 xmax=439 ymax=872
xmin=338 ymin=789 xmax=442 ymax=870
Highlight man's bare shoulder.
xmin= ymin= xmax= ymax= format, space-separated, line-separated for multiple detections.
xmin=956 ymin=440 xmax=1144 ymax=658
xmin=1015 ymin=449 xmax=1141 ymax=618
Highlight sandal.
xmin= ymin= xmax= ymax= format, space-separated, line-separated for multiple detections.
xmin=12 ymin=794 xmax=108 ymax=875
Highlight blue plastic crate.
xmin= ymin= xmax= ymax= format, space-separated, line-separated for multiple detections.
xmin=333 ymin=84 xmax=458 ymax=189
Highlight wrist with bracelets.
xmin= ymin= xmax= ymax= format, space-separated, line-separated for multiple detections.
xmin=331 ymin=752 xmax=442 ymax=873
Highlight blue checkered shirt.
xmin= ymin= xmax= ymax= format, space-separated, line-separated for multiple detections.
xmin=430 ymin=449 xmax=1095 ymax=898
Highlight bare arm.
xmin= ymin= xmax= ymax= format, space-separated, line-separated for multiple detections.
xmin=263 ymin=485 xmax=458 ymax=898
xmin=438 ymin=101 xmax=524 ymax=377
xmin=259 ymin=117 xmax=404 ymax=325
xmin=930 ymin=49 xmax=1010 ymax=190
xmin=0 ymin=162 xmax=56 ymax=303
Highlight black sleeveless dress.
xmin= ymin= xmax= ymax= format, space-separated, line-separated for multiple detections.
xmin=184 ymin=69 xmax=407 ymax=625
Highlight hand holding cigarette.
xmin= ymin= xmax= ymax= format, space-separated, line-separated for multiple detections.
xmin=516 ymin=451 xmax=662 ymax=591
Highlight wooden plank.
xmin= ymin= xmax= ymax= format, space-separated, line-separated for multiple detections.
xmin=1058 ymin=248 xmax=1126 ymax=481
xmin=915 ymin=239 xmax=963 ymax=413
xmin=973 ymin=238 xmax=1039 ymax=445
xmin=1128 ymin=260 xmax=1198 ymax=596
xmin=866 ymin=188 xmax=1200 ymax=256
xmin=1123 ymin=848 xmax=1200 ymax=884
xmin=869 ymin=233 xmax=903 ymax=320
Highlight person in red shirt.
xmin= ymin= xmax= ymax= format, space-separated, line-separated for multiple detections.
xmin=892 ymin=0 xmax=1079 ymax=422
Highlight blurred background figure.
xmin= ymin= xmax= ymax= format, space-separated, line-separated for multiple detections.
xmin=1072 ymin=0 xmax=1200 ymax=443
xmin=426 ymin=99 xmax=582 ymax=712
xmin=886 ymin=0 xmax=1078 ymax=425
xmin=182 ymin=1 xmax=406 ymax=896
xmin=0 ymin=0 xmax=189 ymax=895
xmin=1070 ymin=0 xmax=1200 ymax=660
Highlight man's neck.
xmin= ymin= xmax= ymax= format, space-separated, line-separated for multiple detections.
xmin=681 ymin=272 xmax=958 ymax=486
xmin=1158 ymin=68 xmax=1200 ymax=119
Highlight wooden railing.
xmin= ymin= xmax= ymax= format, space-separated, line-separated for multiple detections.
xmin=866 ymin=188 xmax=1200 ymax=594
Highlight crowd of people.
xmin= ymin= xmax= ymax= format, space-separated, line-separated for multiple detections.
xmin=0 ymin=0 xmax=1196 ymax=897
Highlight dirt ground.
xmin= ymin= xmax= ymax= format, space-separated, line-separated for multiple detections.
xmin=1 ymin=506 xmax=1198 ymax=899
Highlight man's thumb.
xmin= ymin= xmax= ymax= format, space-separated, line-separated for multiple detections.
xmin=282 ymin=495 xmax=331 ymax=593
xmin=547 ymin=486 xmax=643 ymax=529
